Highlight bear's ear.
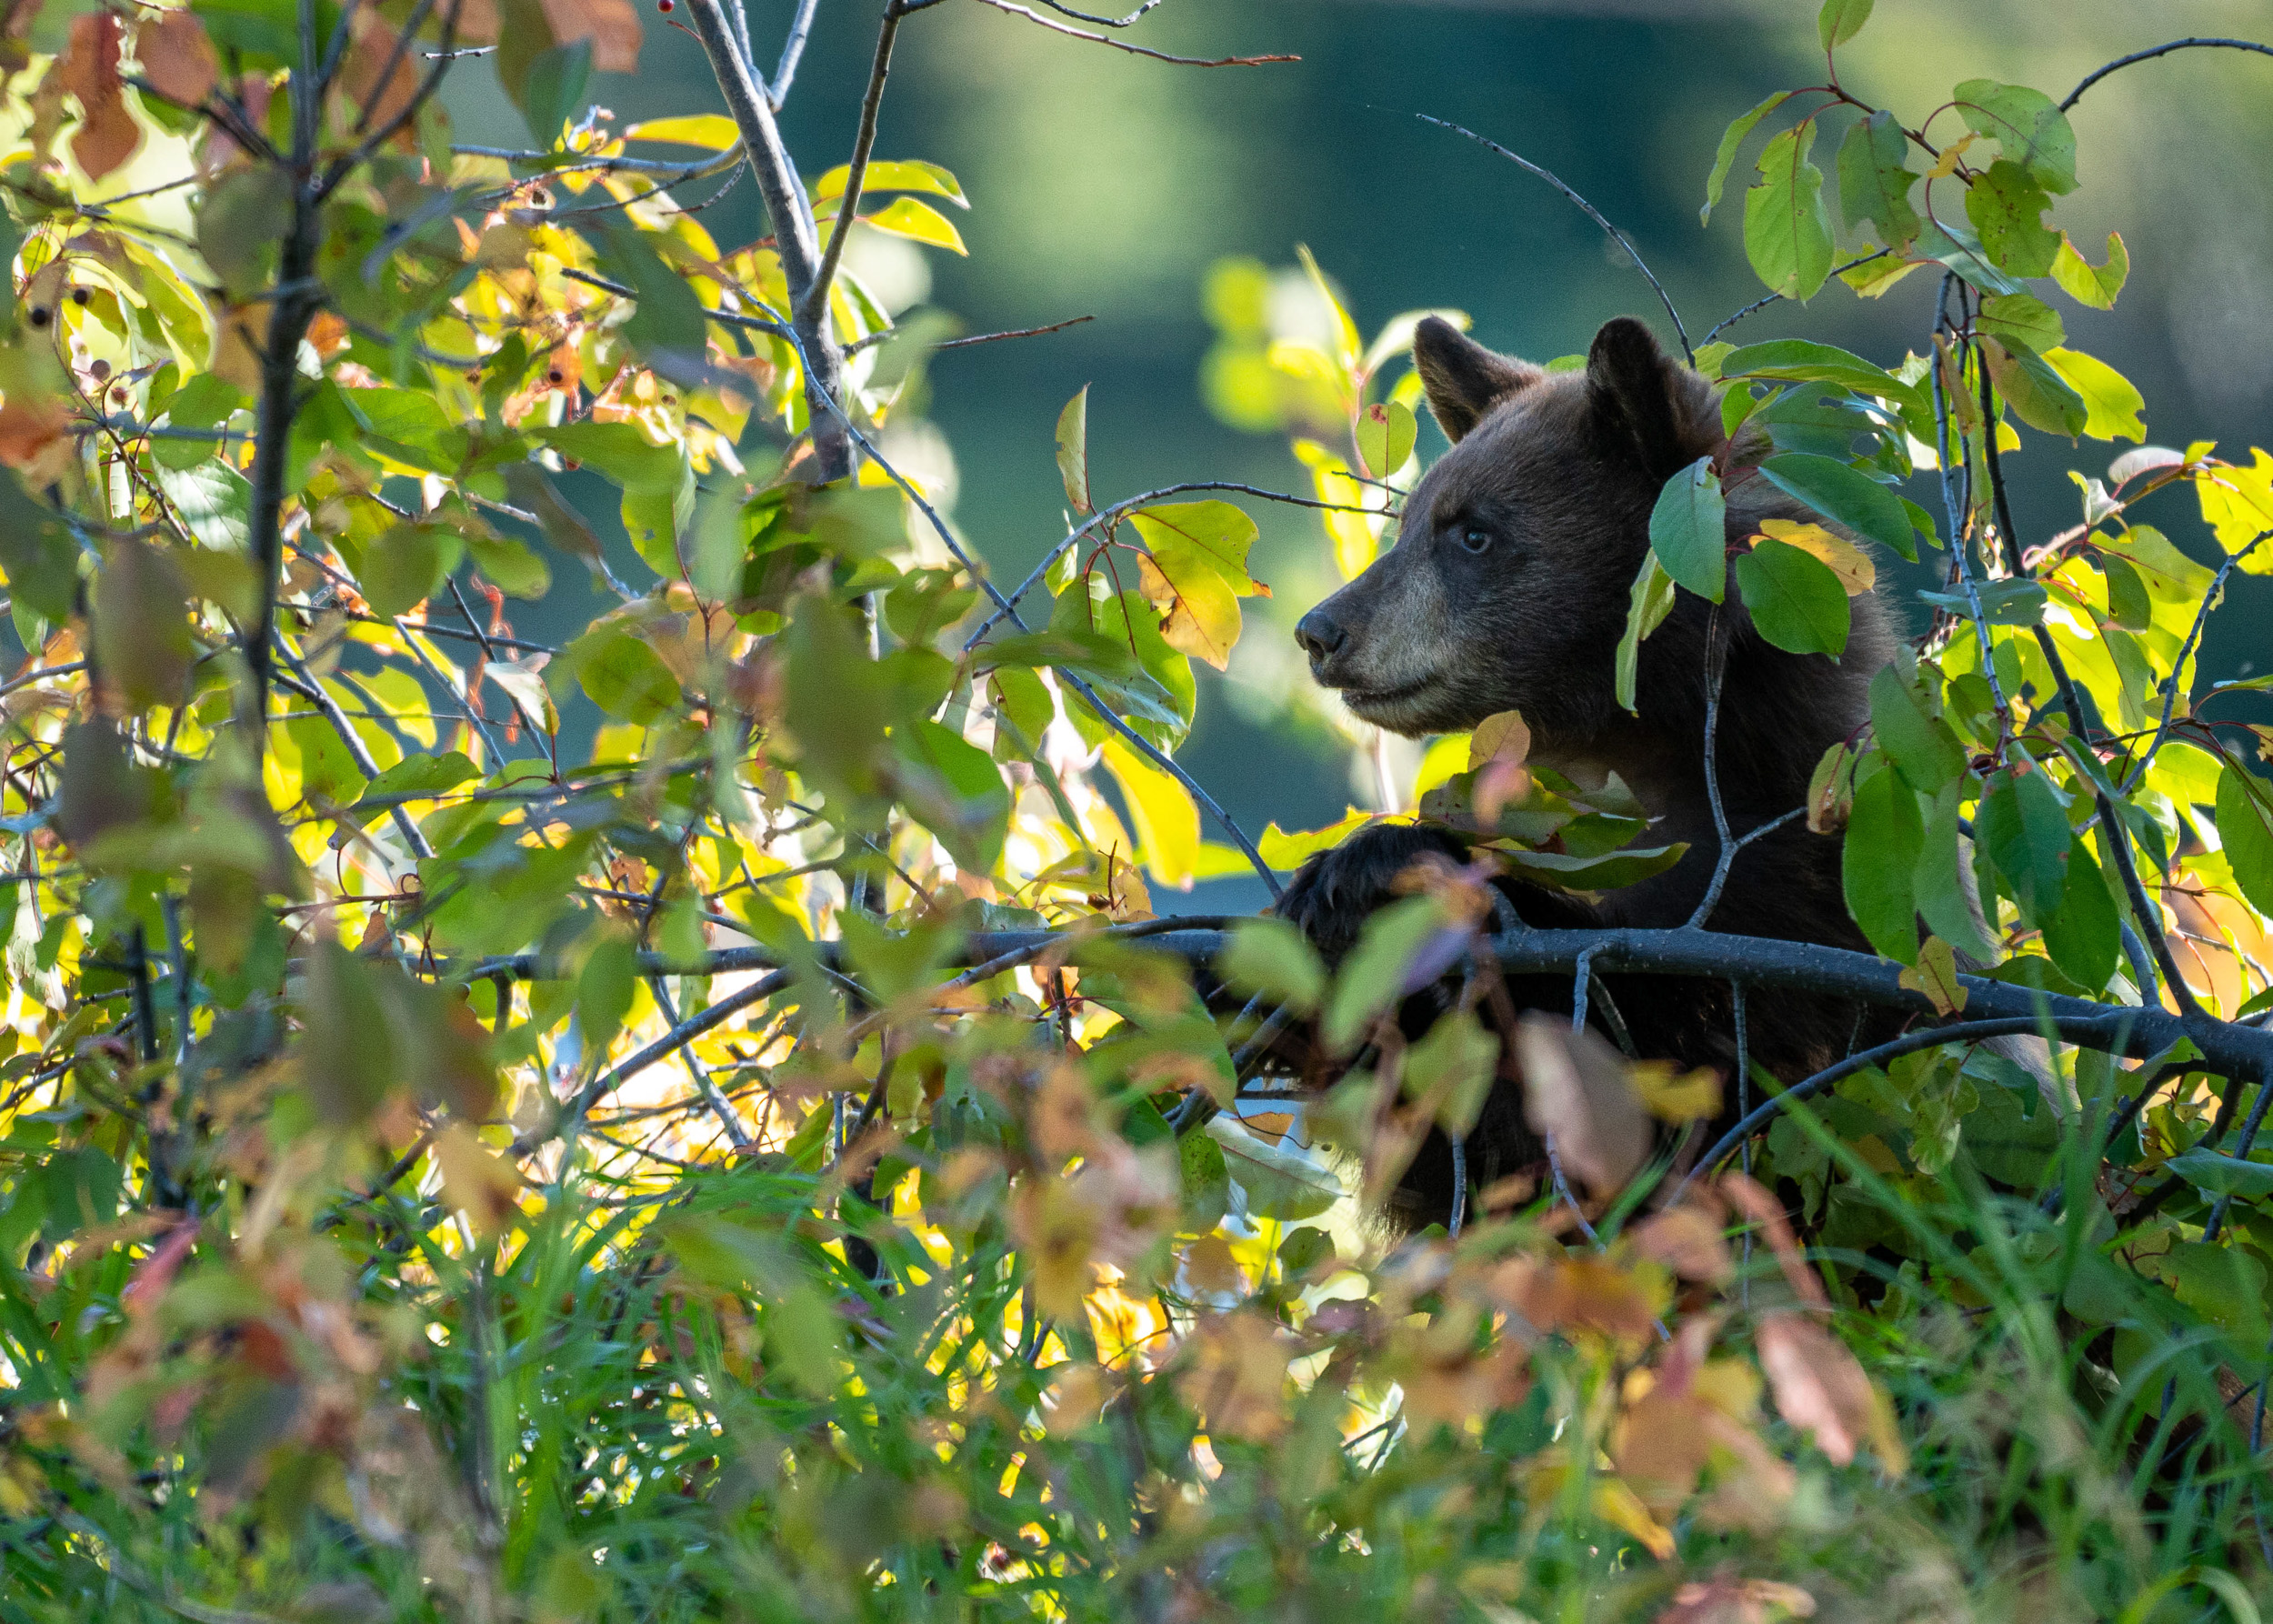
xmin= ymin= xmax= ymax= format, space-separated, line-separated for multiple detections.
xmin=1413 ymin=317 xmax=1541 ymax=442
xmin=1585 ymin=317 xmax=1690 ymax=478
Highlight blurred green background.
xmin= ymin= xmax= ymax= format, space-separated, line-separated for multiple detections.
xmin=446 ymin=0 xmax=2273 ymax=913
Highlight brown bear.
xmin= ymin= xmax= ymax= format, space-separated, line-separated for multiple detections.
xmin=1277 ymin=314 xmax=1900 ymax=1226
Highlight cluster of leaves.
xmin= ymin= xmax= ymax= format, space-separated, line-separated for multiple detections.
xmin=0 ymin=0 xmax=2267 ymax=1619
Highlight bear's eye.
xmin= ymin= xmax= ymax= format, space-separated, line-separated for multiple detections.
xmin=1457 ymin=525 xmax=1493 ymax=554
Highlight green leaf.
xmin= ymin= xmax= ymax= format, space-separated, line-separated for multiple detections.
xmin=1981 ymin=339 xmax=2088 ymax=437
xmin=1976 ymin=291 xmax=2064 ymax=356
xmin=541 ymin=421 xmax=685 ymax=492
xmin=1964 ymin=159 xmax=2060 ymax=279
xmin=1702 ymin=89 xmax=1794 ymax=225
xmin=1834 ymin=107 xmax=1918 ymax=250
xmin=599 ymin=221 xmax=711 ymax=367
xmin=1737 ymin=536 xmax=1849 ymax=656
xmin=1744 ymin=122 xmax=1836 ymax=300
xmin=1757 ymin=451 xmax=1918 ymax=561
xmin=564 ymin=625 xmax=684 ymax=724
xmin=1954 ymin=78 xmax=2078 ymax=194
xmin=1845 ymin=763 xmax=1923 ymax=963
xmin=361 ymin=523 xmax=463 ymax=618
xmin=1915 ymin=780 xmax=1997 ymax=960
xmin=1647 ymin=456 xmax=1727 ymax=602
xmin=1977 ymin=764 xmax=2070 ymax=924
xmin=2100 ymin=555 xmax=2151 ymax=630
xmin=1616 ymin=552 xmax=1677 ymax=715
xmin=1355 ymin=399 xmax=1417 ymax=479
xmin=2216 ymin=764 xmax=2273 ymax=916
xmin=466 ymin=533 xmax=551 ymax=598
xmin=1216 ymin=919 xmax=1327 ymax=1018
xmin=1718 ymin=337 xmax=1920 ymax=409
xmin=1322 ymin=895 xmax=1445 ymax=1055
xmin=890 ymin=718 xmax=1011 ymax=871
xmin=2051 ymin=230 xmax=2128 ymax=309
xmin=1911 ymin=216 xmax=2027 ymax=296
xmin=1914 ymin=578 xmax=2048 ymax=627
xmin=365 ymin=750 xmax=480 ymax=801
xmin=2039 ymin=833 xmax=2118 ymax=990
xmin=520 ymin=38 xmax=592 ymax=148
xmin=2042 ymin=348 xmax=2145 ymax=443
xmin=1055 ymin=386 xmax=1090 ymax=513
xmin=1496 ymin=843 xmax=1689 ymax=894
xmin=1868 ymin=665 xmax=1967 ymax=793
xmin=1404 ymin=1007 xmax=1498 ymax=1138
xmin=2165 ymin=1148 xmax=2273 ymax=1199
xmin=1817 ymin=0 xmax=1872 ymax=47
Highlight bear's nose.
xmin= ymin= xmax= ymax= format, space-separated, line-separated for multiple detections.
xmin=1294 ymin=607 xmax=1347 ymax=663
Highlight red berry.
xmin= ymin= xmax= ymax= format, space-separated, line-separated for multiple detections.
xmin=656 ymin=0 xmax=672 ymax=11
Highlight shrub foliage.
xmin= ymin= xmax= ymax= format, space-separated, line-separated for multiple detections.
xmin=0 ymin=1 xmax=2268 ymax=1619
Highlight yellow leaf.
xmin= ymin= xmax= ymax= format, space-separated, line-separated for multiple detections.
xmin=858 ymin=196 xmax=967 ymax=255
xmin=1898 ymin=935 xmax=1968 ymax=1015
xmin=812 ymin=158 xmax=966 ymax=206
xmin=1136 ymin=553 xmax=1240 ymax=670
xmin=2194 ymin=448 xmax=2273 ymax=554
xmin=1753 ymin=519 xmax=1875 ymax=594
xmin=1293 ymin=439 xmax=1383 ymax=580
xmin=1257 ymin=807 xmax=1375 ymax=871
xmin=1100 ymin=738 xmax=1200 ymax=890
xmin=1591 ymin=1477 xmax=1677 ymax=1559
xmin=1632 ymin=1061 xmax=1722 ymax=1123
xmin=622 ymin=115 xmax=740 ymax=149
xmin=1467 ymin=710 xmax=1531 ymax=771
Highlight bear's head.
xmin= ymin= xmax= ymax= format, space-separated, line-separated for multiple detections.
xmin=1295 ymin=316 xmax=1722 ymax=753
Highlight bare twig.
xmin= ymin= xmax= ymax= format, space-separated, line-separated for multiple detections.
xmin=970 ymin=0 xmax=1297 ymax=66
xmin=2062 ymin=36 xmax=2273 ymax=110
xmin=1700 ymin=250 xmax=1886 ymax=348
xmin=1417 ymin=113 xmax=1692 ymax=364
xmin=768 ymin=0 xmax=822 ymax=107
xmin=677 ymin=0 xmax=852 ymax=476
xmin=846 ymin=312 xmax=1097 ymax=356
xmin=802 ymin=0 xmax=916 ymax=330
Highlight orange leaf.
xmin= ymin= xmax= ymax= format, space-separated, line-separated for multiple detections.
xmin=340 ymin=13 xmax=421 ymax=143
xmin=537 ymin=0 xmax=644 ymax=72
xmin=135 ymin=10 xmax=218 ymax=107
xmin=58 ymin=16 xmax=142 ymax=181
xmin=1513 ymin=1013 xmax=1650 ymax=1198
xmin=1754 ymin=1310 xmax=1904 ymax=1473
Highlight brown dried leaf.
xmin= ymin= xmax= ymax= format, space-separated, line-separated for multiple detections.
xmin=1717 ymin=1171 xmax=1827 ymax=1308
xmin=434 ymin=1123 xmax=523 ymax=1238
xmin=1631 ymin=1206 xmax=1734 ymax=1285
xmin=1514 ymin=1012 xmax=1650 ymax=1197
xmin=1754 ymin=1310 xmax=1904 ymax=1473
xmin=1655 ymin=1576 xmax=1817 ymax=1624
xmin=339 ymin=12 xmax=419 ymax=143
xmin=135 ymin=10 xmax=217 ymax=107
xmin=57 ymin=15 xmax=141 ymax=180
xmin=94 ymin=538 xmax=195 ymax=711
xmin=1175 ymin=1309 xmax=1291 ymax=1443
xmin=538 ymin=0 xmax=644 ymax=72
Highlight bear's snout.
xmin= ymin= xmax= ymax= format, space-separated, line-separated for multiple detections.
xmin=1294 ymin=606 xmax=1347 ymax=668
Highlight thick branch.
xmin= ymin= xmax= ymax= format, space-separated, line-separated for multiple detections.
xmin=676 ymin=0 xmax=853 ymax=478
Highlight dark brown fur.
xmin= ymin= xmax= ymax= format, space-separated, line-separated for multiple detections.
xmin=1279 ymin=316 xmax=1901 ymax=1224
